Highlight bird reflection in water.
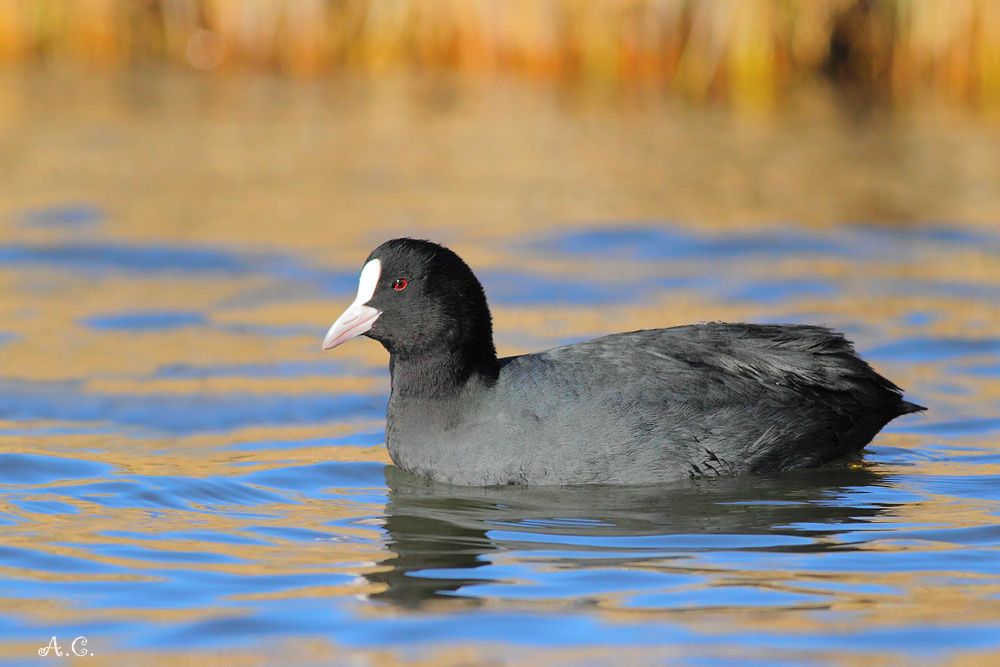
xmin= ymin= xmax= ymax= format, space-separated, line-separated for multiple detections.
xmin=365 ymin=464 xmax=894 ymax=608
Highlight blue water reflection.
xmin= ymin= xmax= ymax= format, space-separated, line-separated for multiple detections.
xmin=0 ymin=380 xmax=385 ymax=433
xmin=0 ymin=220 xmax=998 ymax=662
xmin=18 ymin=204 xmax=105 ymax=228
xmin=537 ymin=226 xmax=848 ymax=259
xmin=84 ymin=311 xmax=209 ymax=330
xmin=0 ymin=243 xmax=255 ymax=274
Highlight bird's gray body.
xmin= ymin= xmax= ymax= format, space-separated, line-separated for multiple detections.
xmin=386 ymin=323 xmax=920 ymax=486
xmin=324 ymin=239 xmax=923 ymax=487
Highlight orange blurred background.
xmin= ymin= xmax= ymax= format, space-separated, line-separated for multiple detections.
xmin=1 ymin=0 xmax=998 ymax=113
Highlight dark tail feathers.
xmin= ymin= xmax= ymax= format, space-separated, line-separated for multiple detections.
xmin=898 ymin=400 xmax=927 ymax=416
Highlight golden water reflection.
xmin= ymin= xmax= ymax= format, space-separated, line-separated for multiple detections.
xmin=0 ymin=69 xmax=999 ymax=663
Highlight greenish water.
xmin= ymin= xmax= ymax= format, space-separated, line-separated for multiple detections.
xmin=1 ymin=71 xmax=999 ymax=665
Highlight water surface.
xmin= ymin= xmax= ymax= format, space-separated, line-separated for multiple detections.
xmin=1 ymin=71 xmax=999 ymax=665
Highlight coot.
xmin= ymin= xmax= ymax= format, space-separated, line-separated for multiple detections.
xmin=323 ymin=238 xmax=924 ymax=486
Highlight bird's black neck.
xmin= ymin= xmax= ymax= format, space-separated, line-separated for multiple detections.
xmin=389 ymin=344 xmax=499 ymax=399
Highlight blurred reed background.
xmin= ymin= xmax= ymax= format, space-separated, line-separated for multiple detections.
xmin=1 ymin=0 xmax=998 ymax=111
xmin=2 ymin=5 xmax=1000 ymax=663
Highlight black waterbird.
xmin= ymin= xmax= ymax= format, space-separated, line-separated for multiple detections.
xmin=323 ymin=238 xmax=924 ymax=486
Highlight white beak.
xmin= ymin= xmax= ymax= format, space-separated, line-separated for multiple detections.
xmin=322 ymin=259 xmax=382 ymax=350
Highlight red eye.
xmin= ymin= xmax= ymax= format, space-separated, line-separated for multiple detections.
xmin=393 ymin=279 xmax=408 ymax=290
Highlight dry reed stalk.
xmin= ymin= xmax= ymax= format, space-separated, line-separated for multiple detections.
xmin=0 ymin=0 xmax=995 ymax=109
